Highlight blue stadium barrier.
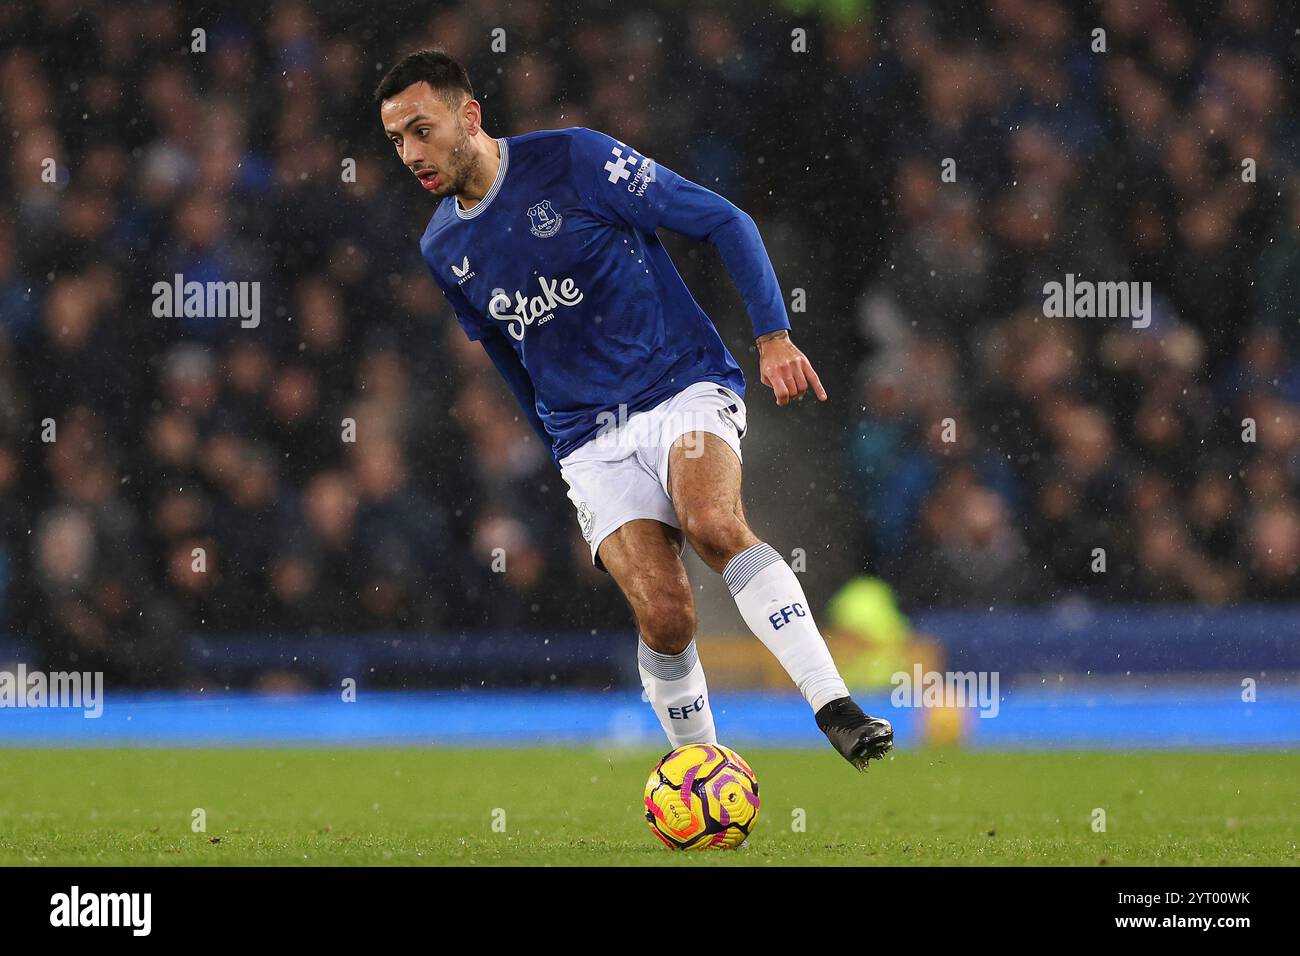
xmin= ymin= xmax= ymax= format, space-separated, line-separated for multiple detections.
xmin=3 ymin=605 xmax=1298 ymax=750
xmin=913 ymin=604 xmax=1300 ymax=675
xmin=185 ymin=604 xmax=1300 ymax=681
xmin=5 ymin=607 xmax=1298 ymax=686
xmin=1 ymin=687 xmax=1296 ymax=749
xmin=185 ymin=629 xmax=640 ymax=685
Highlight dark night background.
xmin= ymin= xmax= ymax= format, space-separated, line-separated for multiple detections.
xmin=1 ymin=0 xmax=1297 ymax=688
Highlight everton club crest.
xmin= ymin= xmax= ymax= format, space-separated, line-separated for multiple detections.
xmin=527 ymin=199 xmax=563 ymax=238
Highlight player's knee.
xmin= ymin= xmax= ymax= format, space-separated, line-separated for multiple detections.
xmin=637 ymin=595 xmax=696 ymax=655
xmin=681 ymin=507 xmax=752 ymax=564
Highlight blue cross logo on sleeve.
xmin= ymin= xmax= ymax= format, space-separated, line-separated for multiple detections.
xmin=603 ymin=146 xmax=639 ymax=184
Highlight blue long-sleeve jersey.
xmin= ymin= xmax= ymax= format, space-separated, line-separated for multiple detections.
xmin=420 ymin=127 xmax=790 ymax=461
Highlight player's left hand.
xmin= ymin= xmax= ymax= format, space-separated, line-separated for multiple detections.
xmin=757 ymin=330 xmax=827 ymax=406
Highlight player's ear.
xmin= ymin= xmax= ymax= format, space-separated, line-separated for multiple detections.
xmin=461 ymin=97 xmax=483 ymax=134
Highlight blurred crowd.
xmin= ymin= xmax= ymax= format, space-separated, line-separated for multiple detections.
xmin=841 ymin=0 xmax=1300 ymax=608
xmin=0 ymin=0 xmax=1297 ymax=684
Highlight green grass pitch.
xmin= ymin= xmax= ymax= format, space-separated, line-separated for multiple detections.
xmin=1 ymin=748 xmax=1296 ymax=865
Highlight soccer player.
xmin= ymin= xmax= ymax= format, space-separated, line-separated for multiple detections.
xmin=376 ymin=50 xmax=893 ymax=770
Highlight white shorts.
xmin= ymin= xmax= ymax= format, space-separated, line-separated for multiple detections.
xmin=558 ymin=380 xmax=748 ymax=571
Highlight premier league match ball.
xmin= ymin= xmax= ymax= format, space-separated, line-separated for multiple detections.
xmin=644 ymin=743 xmax=760 ymax=850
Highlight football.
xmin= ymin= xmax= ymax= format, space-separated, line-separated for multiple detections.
xmin=644 ymin=743 xmax=760 ymax=849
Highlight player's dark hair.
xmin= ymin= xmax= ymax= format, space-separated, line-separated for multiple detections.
xmin=373 ymin=49 xmax=473 ymax=106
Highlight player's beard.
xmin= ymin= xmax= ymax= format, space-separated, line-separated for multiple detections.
xmin=441 ymin=121 xmax=478 ymax=199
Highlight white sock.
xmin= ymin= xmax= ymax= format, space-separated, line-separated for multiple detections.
xmin=724 ymin=542 xmax=849 ymax=713
xmin=637 ymin=637 xmax=717 ymax=747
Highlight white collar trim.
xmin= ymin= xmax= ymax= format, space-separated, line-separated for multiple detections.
xmin=456 ymin=138 xmax=508 ymax=220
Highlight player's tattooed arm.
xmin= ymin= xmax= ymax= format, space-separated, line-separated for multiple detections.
xmin=757 ymin=330 xmax=827 ymax=407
